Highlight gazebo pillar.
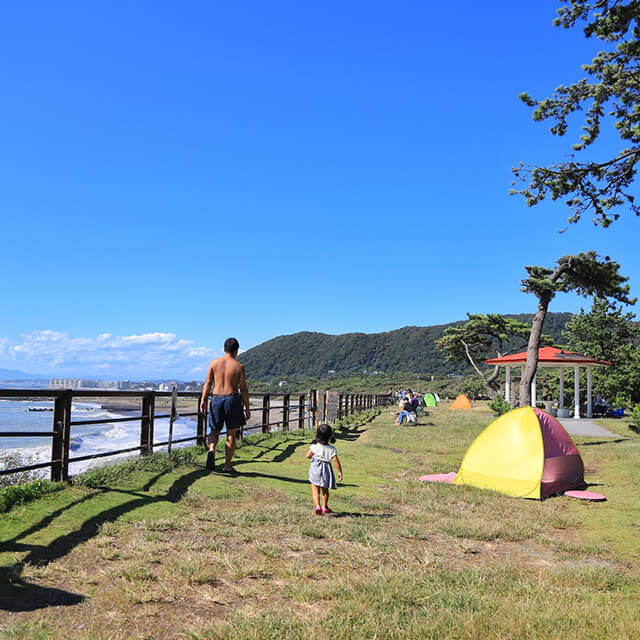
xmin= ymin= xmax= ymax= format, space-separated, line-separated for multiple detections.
xmin=505 ymin=366 xmax=511 ymax=403
xmin=530 ymin=375 xmax=537 ymax=408
xmin=587 ymin=367 xmax=593 ymax=418
xmin=559 ymin=369 xmax=565 ymax=410
xmin=574 ymin=365 xmax=580 ymax=419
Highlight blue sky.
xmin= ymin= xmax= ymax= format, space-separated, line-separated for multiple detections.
xmin=1 ymin=1 xmax=638 ymax=378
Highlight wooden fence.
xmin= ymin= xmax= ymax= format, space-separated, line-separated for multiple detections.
xmin=0 ymin=389 xmax=390 ymax=482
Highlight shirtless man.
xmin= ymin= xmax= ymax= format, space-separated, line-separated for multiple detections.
xmin=200 ymin=337 xmax=250 ymax=472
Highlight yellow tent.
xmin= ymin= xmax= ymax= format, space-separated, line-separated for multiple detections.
xmin=450 ymin=394 xmax=472 ymax=410
xmin=453 ymin=407 xmax=584 ymax=499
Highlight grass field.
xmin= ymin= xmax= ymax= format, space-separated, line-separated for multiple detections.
xmin=1 ymin=405 xmax=639 ymax=639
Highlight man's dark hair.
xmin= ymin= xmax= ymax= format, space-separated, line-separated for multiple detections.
xmin=224 ymin=337 xmax=239 ymax=354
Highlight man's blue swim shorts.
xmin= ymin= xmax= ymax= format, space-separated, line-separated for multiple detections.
xmin=207 ymin=393 xmax=246 ymax=435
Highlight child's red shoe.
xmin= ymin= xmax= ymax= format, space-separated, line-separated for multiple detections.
xmin=322 ymin=508 xmax=332 ymax=515
xmin=314 ymin=507 xmax=322 ymax=516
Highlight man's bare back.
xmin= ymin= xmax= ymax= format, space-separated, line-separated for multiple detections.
xmin=200 ymin=354 xmax=250 ymax=418
xmin=211 ymin=356 xmax=244 ymax=395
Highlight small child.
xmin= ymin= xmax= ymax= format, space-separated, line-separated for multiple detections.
xmin=306 ymin=424 xmax=343 ymax=515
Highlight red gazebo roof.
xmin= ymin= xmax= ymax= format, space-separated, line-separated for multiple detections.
xmin=485 ymin=346 xmax=610 ymax=367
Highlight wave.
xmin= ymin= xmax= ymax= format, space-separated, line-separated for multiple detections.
xmin=100 ymin=425 xmax=130 ymax=440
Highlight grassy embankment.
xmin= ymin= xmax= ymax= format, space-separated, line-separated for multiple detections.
xmin=0 ymin=405 xmax=638 ymax=639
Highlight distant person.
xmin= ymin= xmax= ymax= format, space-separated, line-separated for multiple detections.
xmin=200 ymin=337 xmax=250 ymax=473
xmin=394 ymin=395 xmax=412 ymax=425
xmin=306 ymin=424 xmax=343 ymax=515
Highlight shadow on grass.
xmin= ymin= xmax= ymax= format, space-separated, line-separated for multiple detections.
xmin=142 ymin=469 xmax=172 ymax=492
xmin=580 ymin=438 xmax=629 ymax=446
xmin=273 ymin=441 xmax=308 ymax=463
xmin=0 ymin=566 xmax=85 ymax=611
xmin=336 ymin=425 xmax=368 ymax=442
xmin=328 ymin=512 xmax=394 ymax=519
xmin=0 ymin=468 xmax=209 ymax=612
xmin=238 ymin=437 xmax=298 ymax=462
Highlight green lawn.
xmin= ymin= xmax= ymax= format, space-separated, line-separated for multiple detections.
xmin=1 ymin=406 xmax=638 ymax=639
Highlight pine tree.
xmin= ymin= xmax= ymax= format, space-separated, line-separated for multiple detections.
xmin=513 ymin=1 xmax=640 ymax=227
xmin=519 ymin=252 xmax=634 ymax=406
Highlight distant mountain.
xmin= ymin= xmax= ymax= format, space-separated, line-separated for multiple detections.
xmin=238 ymin=313 xmax=574 ymax=379
xmin=0 ymin=368 xmax=48 ymax=381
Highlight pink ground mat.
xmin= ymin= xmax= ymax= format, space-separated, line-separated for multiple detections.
xmin=563 ymin=490 xmax=607 ymax=501
xmin=419 ymin=472 xmax=457 ymax=484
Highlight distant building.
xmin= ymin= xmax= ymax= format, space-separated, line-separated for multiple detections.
xmin=158 ymin=382 xmax=180 ymax=392
xmin=49 ymin=378 xmax=118 ymax=389
xmin=49 ymin=378 xmax=202 ymax=392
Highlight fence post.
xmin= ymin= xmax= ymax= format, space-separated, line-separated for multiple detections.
xmin=50 ymin=391 xmax=68 ymax=482
xmin=282 ymin=394 xmax=290 ymax=431
xmin=196 ymin=396 xmax=206 ymax=447
xmin=338 ymin=394 xmax=343 ymax=420
xmin=262 ymin=395 xmax=270 ymax=433
xmin=298 ymin=394 xmax=305 ymax=430
xmin=141 ymin=392 xmax=155 ymax=455
xmin=59 ymin=391 xmax=72 ymax=482
xmin=309 ymin=389 xmax=318 ymax=428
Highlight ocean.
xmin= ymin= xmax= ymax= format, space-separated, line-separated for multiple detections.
xmin=0 ymin=399 xmax=198 ymax=477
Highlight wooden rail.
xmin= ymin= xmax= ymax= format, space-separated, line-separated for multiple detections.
xmin=0 ymin=389 xmax=390 ymax=482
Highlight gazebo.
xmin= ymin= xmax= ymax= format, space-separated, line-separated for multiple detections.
xmin=485 ymin=346 xmax=611 ymax=419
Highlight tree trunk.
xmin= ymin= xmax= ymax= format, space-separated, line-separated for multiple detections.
xmin=461 ymin=340 xmax=499 ymax=399
xmin=519 ymin=293 xmax=551 ymax=406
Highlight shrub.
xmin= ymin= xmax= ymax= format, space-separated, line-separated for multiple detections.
xmin=614 ymin=392 xmax=630 ymax=409
xmin=488 ymin=395 xmax=511 ymax=416
xmin=0 ymin=478 xmax=63 ymax=513
xmin=630 ymin=404 xmax=640 ymax=434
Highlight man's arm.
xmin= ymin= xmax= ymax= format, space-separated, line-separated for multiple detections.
xmin=200 ymin=363 xmax=214 ymax=413
xmin=239 ymin=365 xmax=250 ymax=420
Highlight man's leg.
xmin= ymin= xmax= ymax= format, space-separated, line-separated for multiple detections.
xmin=206 ymin=432 xmax=218 ymax=470
xmin=224 ymin=429 xmax=238 ymax=470
xmin=206 ymin=399 xmax=221 ymax=470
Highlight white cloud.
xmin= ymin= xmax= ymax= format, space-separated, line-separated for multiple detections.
xmin=0 ymin=330 xmax=219 ymax=379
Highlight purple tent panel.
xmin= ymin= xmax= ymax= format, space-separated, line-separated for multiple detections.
xmin=534 ymin=408 xmax=585 ymax=497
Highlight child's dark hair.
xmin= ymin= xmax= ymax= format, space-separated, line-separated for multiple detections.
xmin=312 ymin=423 xmax=336 ymax=445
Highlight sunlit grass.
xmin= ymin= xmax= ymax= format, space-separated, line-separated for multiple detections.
xmin=0 ymin=407 xmax=638 ymax=639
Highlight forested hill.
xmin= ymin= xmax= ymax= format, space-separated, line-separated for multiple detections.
xmin=239 ymin=312 xmax=574 ymax=379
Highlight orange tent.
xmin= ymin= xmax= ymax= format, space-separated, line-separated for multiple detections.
xmin=450 ymin=394 xmax=472 ymax=410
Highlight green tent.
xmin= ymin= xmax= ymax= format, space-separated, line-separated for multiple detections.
xmin=424 ymin=392 xmax=438 ymax=407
